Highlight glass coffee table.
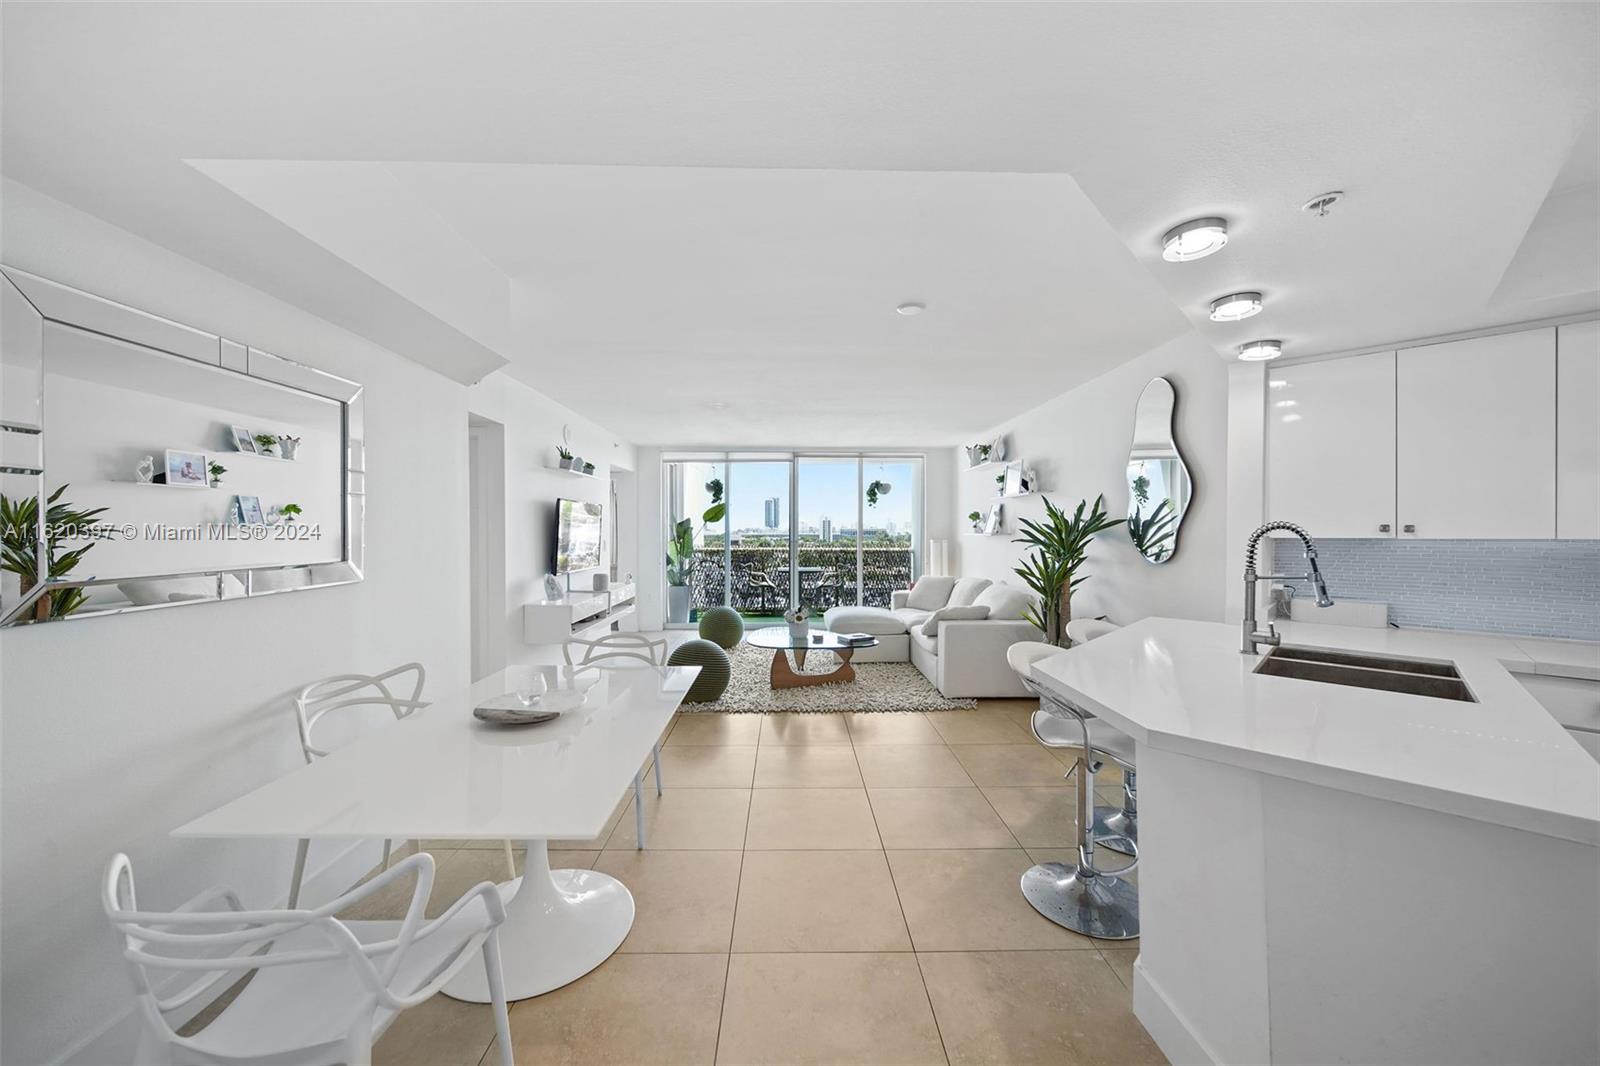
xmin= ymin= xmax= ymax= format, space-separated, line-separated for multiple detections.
xmin=745 ymin=627 xmax=880 ymax=689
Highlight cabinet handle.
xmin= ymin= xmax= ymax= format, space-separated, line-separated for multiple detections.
xmin=1402 ymin=524 xmax=1415 ymax=534
xmin=1378 ymin=524 xmax=1391 ymax=533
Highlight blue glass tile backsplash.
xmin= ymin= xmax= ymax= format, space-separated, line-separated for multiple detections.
xmin=1272 ymin=539 xmax=1600 ymax=641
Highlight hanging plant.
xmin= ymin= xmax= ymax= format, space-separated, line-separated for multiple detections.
xmin=866 ymin=479 xmax=891 ymax=507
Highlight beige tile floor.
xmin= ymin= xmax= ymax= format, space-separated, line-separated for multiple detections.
xmin=362 ymin=701 xmax=1163 ymax=1066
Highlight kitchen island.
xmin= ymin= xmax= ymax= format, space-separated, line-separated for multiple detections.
xmin=1029 ymin=617 xmax=1600 ymax=1066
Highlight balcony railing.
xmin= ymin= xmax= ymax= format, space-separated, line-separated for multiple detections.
xmin=688 ymin=545 xmax=913 ymax=615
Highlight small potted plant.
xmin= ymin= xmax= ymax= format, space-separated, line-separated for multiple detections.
xmin=254 ymin=433 xmax=279 ymax=456
xmin=582 ymin=460 xmax=596 ymax=475
xmin=865 ymin=479 xmax=891 ymax=507
xmin=968 ymin=510 xmax=983 ymax=532
xmin=278 ymin=503 xmax=303 ymax=522
xmin=556 ymin=445 xmax=576 ymax=471
xmin=784 ymin=604 xmax=811 ymax=640
xmin=995 ymin=472 xmax=1006 ymax=491
xmin=277 ymin=435 xmax=301 ymax=461
xmin=207 ymin=461 xmax=227 ymax=488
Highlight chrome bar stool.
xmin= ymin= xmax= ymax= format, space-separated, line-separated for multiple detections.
xmin=1065 ymin=619 xmax=1136 ymax=855
xmin=1006 ymin=639 xmax=1138 ymax=940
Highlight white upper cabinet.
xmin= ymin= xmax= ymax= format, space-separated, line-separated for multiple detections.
xmin=1268 ymin=351 xmax=1396 ymax=538
xmin=1556 ymin=321 xmax=1600 ymax=539
xmin=1397 ymin=329 xmax=1555 ymax=539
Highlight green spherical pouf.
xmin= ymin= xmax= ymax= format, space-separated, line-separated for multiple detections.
xmin=667 ymin=639 xmax=732 ymax=703
xmin=697 ymin=605 xmax=745 ymax=649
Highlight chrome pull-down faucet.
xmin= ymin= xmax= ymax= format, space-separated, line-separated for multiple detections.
xmin=1242 ymin=521 xmax=1333 ymax=654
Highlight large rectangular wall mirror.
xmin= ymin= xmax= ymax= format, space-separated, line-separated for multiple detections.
xmin=0 ymin=267 xmax=365 ymax=625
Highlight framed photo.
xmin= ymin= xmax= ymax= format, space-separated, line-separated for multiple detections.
xmin=983 ymin=503 xmax=1004 ymax=535
xmin=235 ymin=494 xmax=266 ymax=525
xmin=1001 ymin=460 xmax=1032 ymax=498
xmin=231 ymin=425 xmax=257 ymax=454
xmin=165 ymin=449 xmax=209 ymax=488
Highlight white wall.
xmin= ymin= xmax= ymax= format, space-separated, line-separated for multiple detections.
xmin=464 ymin=373 xmax=635 ymax=666
xmin=954 ymin=332 xmax=1230 ymax=624
xmin=0 ymin=181 xmax=477 ymax=1066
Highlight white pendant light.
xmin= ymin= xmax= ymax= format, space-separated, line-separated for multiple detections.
xmin=1237 ymin=339 xmax=1283 ymax=362
xmin=1161 ymin=217 xmax=1228 ymax=262
xmin=1209 ymin=291 xmax=1263 ymax=321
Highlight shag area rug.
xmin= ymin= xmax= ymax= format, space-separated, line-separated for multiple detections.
xmin=691 ymin=643 xmax=977 ymax=713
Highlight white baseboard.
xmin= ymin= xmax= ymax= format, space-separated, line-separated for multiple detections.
xmin=1132 ymin=958 xmax=1223 ymax=1066
xmin=53 ymin=839 xmax=384 ymax=1066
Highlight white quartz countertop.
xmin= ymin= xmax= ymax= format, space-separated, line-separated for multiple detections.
xmin=1275 ymin=620 xmax=1600 ymax=681
xmin=1028 ymin=618 xmax=1600 ymax=845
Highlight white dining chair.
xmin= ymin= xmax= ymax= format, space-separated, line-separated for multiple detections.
xmin=103 ymin=851 xmax=514 ymax=1066
xmin=563 ymin=634 xmax=668 ymax=848
xmin=288 ymin=663 xmax=515 ymax=907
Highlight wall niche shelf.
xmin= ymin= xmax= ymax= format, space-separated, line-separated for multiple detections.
xmin=234 ymin=450 xmax=297 ymax=463
xmin=547 ymin=463 xmax=599 ymax=478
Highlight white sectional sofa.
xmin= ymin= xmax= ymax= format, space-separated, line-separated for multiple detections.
xmin=822 ymin=576 xmax=1042 ymax=698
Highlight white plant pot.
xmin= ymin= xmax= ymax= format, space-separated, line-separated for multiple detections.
xmin=558 ymin=457 xmax=575 ymax=470
xmin=787 ymin=621 xmax=809 ymax=640
xmin=667 ymin=585 xmax=691 ymax=625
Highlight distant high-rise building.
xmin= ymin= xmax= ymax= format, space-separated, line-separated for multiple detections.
xmin=820 ymin=516 xmax=833 ymax=542
xmin=764 ymin=497 xmax=780 ymax=529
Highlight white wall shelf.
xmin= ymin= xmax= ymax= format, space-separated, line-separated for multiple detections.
xmin=547 ymin=463 xmax=600 ymax=478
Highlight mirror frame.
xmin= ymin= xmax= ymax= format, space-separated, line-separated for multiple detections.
xmin=1126 ymin=375 xmax=1192 ymax=566
xmin=1 ymin=266 xmax=365 ymax=626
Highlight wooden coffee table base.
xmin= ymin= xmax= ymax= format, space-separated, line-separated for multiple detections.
xmin=769 ymin=647 xmax=857 ymax=689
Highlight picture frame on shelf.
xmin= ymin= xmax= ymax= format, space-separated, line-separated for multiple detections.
xmin=983 ymin=503 xmax=1004 ymax=535
xmin=234 ymin=494 xmax=266 ymax=525
xmin=1001 ymin=460 xmax=1033 ymax=498
xmin=230 ymin=425 xmax=257 ymax=454
xmin=164 ymin=449 xmax=209 ymax=488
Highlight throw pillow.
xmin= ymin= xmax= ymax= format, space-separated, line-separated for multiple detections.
xmin=946 ymin=576 xmax=993 ymax=607
xmin=905 ymin=575 xmax=958 ymax=611
xmin=973 ymin=583 xmax=1036 ymax=620
xmin=920 ymin=604 xmax=991 ymax=636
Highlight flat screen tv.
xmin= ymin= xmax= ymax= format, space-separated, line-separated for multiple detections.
xmin=554 ymin=498 xmax=604 ymax=575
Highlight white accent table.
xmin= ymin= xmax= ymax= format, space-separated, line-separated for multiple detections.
xmin=174 ymin=664 xmax=694 ymax=1002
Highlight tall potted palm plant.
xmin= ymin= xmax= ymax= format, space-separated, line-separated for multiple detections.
xmin=1 ymin=485 xmax=109 ymax=621
xmin=1011 ymin=494 xmax=1123 ymax=645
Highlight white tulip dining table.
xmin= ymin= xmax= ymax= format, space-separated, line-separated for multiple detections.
xmin=173 ymin=663 xmax=696 ymax=1002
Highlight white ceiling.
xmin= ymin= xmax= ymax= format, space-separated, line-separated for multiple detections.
xmin=4 ymin=2 xmax=1597 ymax=445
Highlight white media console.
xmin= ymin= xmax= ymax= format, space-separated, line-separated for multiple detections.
xmin=522 ymin=580 xmax=638 ymax=644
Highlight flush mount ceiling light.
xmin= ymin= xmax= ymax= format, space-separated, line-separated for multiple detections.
xmin=1237 ymin=339 xmax=1283 ymax=362
xmin=895 ymin=302 xmax=926 ymax=316
xmin=1161 ymin=217 xmax=1228 ymax=262
xmin=1209 ymin=291 xmax=1264 ymax=322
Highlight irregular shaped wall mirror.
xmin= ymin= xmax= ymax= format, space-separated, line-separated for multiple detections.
xmin=1 ymin=267 xmax=364 ymax=625
xmin=1125 ymin=376 xmax=1192 ymax=564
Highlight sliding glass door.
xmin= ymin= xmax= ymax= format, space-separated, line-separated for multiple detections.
xmin=664 ymin=460 xmax=726 ymax=625
xmin=664 ymin=453 xmax=923 ymax=625
xmin=797 ymin=457 xmax=861 ymax=609
xmin=728 ymin=460 xmax=791 ymax=622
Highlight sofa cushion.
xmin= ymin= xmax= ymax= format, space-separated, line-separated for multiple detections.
xmin=973 ymin=583 xmax=1035 ymax=620
xmin=910 ymin=627 xmax=939 ymax=656
xmin=823 ymin=605 xmax=909 ymax=636
xmin=890 ymin=607 xmax=932 ymax=629
xmin=905 ymin=575 xmax=957 ymax=611
xmin=920 ymin=604 xmax=991 ymax=637
xmin=946 ymin=577 xmax=992 ymax=608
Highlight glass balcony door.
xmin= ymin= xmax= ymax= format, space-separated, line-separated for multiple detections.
xmin=664 ymin=453 xmax=922 ymax=626
xmin=726 ymin=460 xmax=791 ymax=624
xmin=796 ymin=457 xmax=861 ymax=611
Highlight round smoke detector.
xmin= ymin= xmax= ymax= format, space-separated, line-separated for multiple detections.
xmin=1301 ymin=191 xmax=1344 ymax=217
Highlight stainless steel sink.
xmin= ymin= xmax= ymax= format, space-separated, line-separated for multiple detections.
xmin=1254 ymin=644 xmax=1477 ymax=702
